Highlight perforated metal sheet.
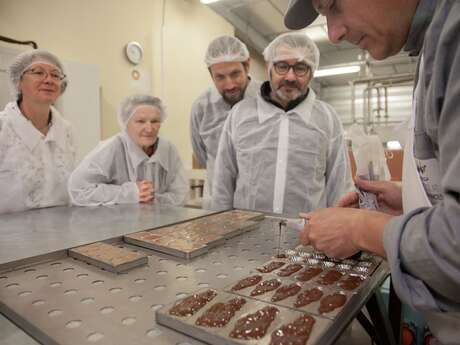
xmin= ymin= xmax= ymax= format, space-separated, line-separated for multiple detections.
xmin=0 ymin=219 xmax=386 ymax=345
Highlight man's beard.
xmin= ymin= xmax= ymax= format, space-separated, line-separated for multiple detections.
xmin=271 ymin=80 xmax=308 ymax=103
xmin=222 ymin=87 xmax=245 ymax=106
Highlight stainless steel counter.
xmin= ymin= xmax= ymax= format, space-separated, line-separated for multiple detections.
xmin=0 ymin=204 xmax=212 ymax=266
xmin=0 ymin=204 xmax=212 ymax=345
xmin=0 ymin=205 xmax=388 ymax=345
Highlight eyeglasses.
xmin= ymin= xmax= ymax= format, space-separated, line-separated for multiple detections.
xmin=273 ymin=62 xmax=310 ymax=77
xmin=23 ymin=67 xmax=66 ymax=82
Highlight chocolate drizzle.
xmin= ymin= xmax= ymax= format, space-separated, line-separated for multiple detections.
xmin=269 ymin=315 xmax=316 ymax=345
xmin=256 ymin=261 xmax=286 ymax=273
xmin=250 ymin=279 xmax=282 ymax=296
xmin=271 ymin=283 xmax=302 ymax=302
xmin=231 ymin=275 xmax=263 ymax=291
xmin=229 ymin=306 xmax=279 ymax=339
xmin=277 ymin=263 xmax=303 ymax=277
xmin=195 ymin=297 xmax=246 ymax=327
xmin=319 ymin=293 xmax=347 ymax=314
xmin=294 ymin=287 xmax=323 ymax=308
xmin=295 ymin=267 xmax=323 ymax=282
xmin=169 ymin=290 xmax=217 ymax=317
xmin=317 ymin=269 xmax=343 ymax=285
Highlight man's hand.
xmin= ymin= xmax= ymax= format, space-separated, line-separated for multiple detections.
xmin=299 ymin=207 xmax=392 ymax=258
xmin=337 ymin=177 xmax=403 ymax=215
xmin=136 ymin=180 xmax=155 ymax=203
xmin=299 ymin=208 xmax=362 ymax=258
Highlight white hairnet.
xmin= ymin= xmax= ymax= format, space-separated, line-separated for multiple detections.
xmin=118 ymin=94 xmax=167 ymax=129
xmin=263 ymin=32 xmax=320 ymax=72
xmin=204 ymin=36 xmax=250 ymax=67
xmin=8 ymin=49 xmax=67 ymax=100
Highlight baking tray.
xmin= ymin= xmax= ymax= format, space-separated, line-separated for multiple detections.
xmin=124 ymin=212 xmax=262 ymax=259
xmin=156 ymin=289 xmax=332 ymax=345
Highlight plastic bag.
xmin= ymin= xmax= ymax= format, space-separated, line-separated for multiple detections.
xmin=347 ymin=124 xmax=390 ymax=209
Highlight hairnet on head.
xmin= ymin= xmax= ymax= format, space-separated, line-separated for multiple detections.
xmin=118 ymin=94 xmax=167 ymax=130
xmin=8 ymin=49 xmax=67 ymax=100
xmin=204 ymin=36 xmax=250 ymax=67
xmin=263 ymin=32 xmax=320 ymax=72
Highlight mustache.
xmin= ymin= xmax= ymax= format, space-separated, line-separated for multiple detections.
xmin=278 ymin=80 xmax=301 ymax=90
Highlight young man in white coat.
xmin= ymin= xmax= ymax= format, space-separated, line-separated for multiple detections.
xmin=190 ymin=36 xmax=260 ymax=208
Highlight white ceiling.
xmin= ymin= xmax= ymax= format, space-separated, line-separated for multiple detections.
xmin=205 ymin=0 xmax=417 ymax=85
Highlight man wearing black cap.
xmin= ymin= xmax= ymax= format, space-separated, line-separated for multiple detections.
xmin=285 ymin=1 xmax=460 ymax=344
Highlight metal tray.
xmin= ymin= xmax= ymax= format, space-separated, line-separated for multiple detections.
xmin=156 ymin=289 xmax=332 ymax=345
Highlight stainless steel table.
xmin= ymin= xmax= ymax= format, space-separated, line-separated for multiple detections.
xmin=0 ymin=204 xmax=212 ymax=344
xmin=0 ymin=205 xmax=393 ymax=345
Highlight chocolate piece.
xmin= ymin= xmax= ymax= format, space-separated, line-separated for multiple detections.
xmin=319 ymin=293 xmax=347 ymax=314
xmin=271 ymin=283 xmax=302 ymax=302
xmin=317 ymin=270 xmax=343 ymax=285
xmin=256 ymin=261 xmax=286 ymax=273
xmin=338 ymin=275 xmax=365 ymax=290
xmin=195 ymin=297 xmax=246 ymax=327
xmin=277 ymin=264 xmax=303 ymax=277
xmin=229 ymin=306 xmax=279 ymax=339
xmin=169 ymin=290 xmax=217 ymax=317
xmin=295 ymin=267 xmax=323 ymax=282
xmin=250 ymin=279 xmax=282 ymax=296
xmin=294 ymin=287 xmax=323 ymax=308
xmin=269 ymin=315 xmax=316 ymax=345
xmin=231 ymin=275 xmax=263 ymax=291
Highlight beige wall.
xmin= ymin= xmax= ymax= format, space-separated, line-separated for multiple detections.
xmin=0 ymin=0 xmax=234 ymax=167
xmin=247 ymin=45 xmax=267 ymax=83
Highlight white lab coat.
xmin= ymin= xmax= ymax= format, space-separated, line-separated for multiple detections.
xmin=190 ymin=79 xmax=260 ymax=208
xmin=0 ymin=101 xmax=76 ymax=214
xmin=212 ymin=87 xmax=353 ymax=215
xmin=68 ymin=132 xmax=188 ymax=206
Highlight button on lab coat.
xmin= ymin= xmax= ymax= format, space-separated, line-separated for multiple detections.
xmin=69 ymin=132 xmax=188 ymax=206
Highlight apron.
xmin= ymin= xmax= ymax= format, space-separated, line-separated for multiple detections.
xmin=402 ymin=55 xmax=440 ymax=211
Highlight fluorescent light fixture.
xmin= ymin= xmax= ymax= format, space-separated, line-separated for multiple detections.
xmin=386 ymin=141 xmax=402 ymax=150
xmin=200 ymin=0 xmax=220 ymax=4
xmin=314 ymin=65 xmax=361 ymax=78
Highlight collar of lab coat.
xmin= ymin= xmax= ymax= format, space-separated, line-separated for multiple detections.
xmin=257 ymin=87 xmax=316 ymax=125
xmin=6 ymin=101 xmax=68 ymax=152
xmin=122 ymin=132 xmax=170 ymax=172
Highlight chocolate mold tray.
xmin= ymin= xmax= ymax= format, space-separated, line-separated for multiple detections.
xmin=156 ymin=289 xmax=332 ymax=345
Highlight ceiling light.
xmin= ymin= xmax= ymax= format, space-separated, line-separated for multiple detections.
xmin=200 ymin=0 xmax=220 ymax=4
xmin=314 ymin=65 xmax=361 ymax=78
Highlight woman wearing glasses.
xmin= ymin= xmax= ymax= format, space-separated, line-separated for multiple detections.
xmin=0 ymin=50 xmax=75 ymax=214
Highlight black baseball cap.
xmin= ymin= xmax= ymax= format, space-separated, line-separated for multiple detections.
xmin=284 ymin=0 xmax=319 ymax=30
